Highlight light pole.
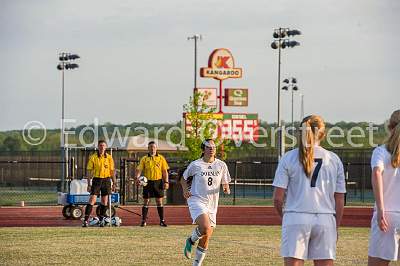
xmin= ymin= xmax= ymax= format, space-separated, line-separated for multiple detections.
xmin=271 ymin=28 xmax=301 ymax=159
xmin=57 ymin=52 xmax=80 ymax=192
xmin=299 ymin=93 xmax=305 ymax=121
xmin=187 ymin=34 xmax=202 ymax=90
xmin=282 ymin=77 xmax=299 ymax=130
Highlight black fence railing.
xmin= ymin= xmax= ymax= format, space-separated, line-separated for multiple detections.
xmin=0 ymin=149 xmax=374 ymax=206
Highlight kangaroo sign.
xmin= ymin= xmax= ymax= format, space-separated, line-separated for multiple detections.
xmin=200 ymin=48 xmax=242 ymax=80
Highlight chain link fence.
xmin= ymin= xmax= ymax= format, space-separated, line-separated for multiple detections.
xmin=0 ymin=148 xmax=373 ymax=206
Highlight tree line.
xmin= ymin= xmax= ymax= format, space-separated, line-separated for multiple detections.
xmin=0 ymin=120 xmax=387 ymax=152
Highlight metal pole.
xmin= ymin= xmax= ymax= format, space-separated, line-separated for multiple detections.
xmin=194 ymin=36 xmax=197 ymax=89
xmin=219 ymin=79 xmax=223 ymax=113
xmin=277 ymin=31 xmax=283 ymax=160
xmin=61 ymin=61 xmax=66 ymax=192
xmin=233 ymin=161 xmax=238 ymax=205
xmin=61 ymin=60 xmax=65 ymax=148
xmin=70 ymin=156 xmax=75 ymax=179
xmin=119 ymin=158 xmax=124 ymax=205
xmin=300 ymin=93 xmax=304 ymax=120
xmin=65 ymin=148 xmax=69 ymax=179
xmin=291 ymin=88 xmax=294 ymax=130
xmin=345 ymin=162 xmax=350 ymax=206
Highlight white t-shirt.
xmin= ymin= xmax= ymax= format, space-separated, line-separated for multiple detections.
xmin=371 ymin=145 xmax=400 ymax=212
xmin=183 ymin=158 xmax=231 ymax=213
xmin=273 ymin=146 xmax=346 ymax=214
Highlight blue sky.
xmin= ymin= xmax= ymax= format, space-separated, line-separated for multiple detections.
xmin=0 ymin=0 xmax=399 ymax=130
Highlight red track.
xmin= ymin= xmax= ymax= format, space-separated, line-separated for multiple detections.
xmin=0 ymin=206 xmax=373 ymax=227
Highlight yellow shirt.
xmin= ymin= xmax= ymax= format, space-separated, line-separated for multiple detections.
xmin=87 ymin=153 xmax=114 ymax=178
xmin=137 ymin=154 xmax=169 ymax=181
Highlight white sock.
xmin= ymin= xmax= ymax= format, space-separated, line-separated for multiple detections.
xmin=192 ymin=246 xmax=207 ymax=266
xmin=190 ymin=227 xmax=202 ymax=243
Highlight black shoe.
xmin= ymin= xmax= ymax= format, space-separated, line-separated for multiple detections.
xmin=160 ymin=220 xmax=167 ymax=227
xmin=82 ymin=220 xmax=88 ymax=227
xmin=140 ymin=221 xmax=147 ymax=227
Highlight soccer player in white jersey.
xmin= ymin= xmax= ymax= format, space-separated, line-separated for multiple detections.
xmin=181 ymin=139 xmax=231 ymax=266
xmin=368 ymin=110 xmax=400 ymax=265
xmin=273 ymin=115 xmax=346 ymax=266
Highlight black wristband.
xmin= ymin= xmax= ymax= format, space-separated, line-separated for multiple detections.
xmin=164 ymin=181 xmax=169 ymax=184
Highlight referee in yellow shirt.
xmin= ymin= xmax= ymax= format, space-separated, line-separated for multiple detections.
xmin=82 ymin=140 xmax=116 ymax=227
xmin=135 ymin=141 xmax=169 ymax=227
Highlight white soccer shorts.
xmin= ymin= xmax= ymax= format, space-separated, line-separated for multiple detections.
xmin=368 ymin=211 xmax=400 ymax=261
xmin=187 ymin=198 xmax=217 ymax=227
xmin=281 ymin=212 xmax=337 ymax=260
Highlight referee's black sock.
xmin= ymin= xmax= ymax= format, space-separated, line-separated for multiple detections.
xmin=142 ymin=206 xmax=149 ymax=221
xmin=99 ymin=204 xmax=106 ymax=221
xmin=157 ymin=206 xmax=164 ymax=221
xmin=84 ymin=204 xmax=93 ymax=222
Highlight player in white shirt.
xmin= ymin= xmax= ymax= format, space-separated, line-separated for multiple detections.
xmin=368 ymin=110 xmax=400 ymax=265
xmin=181 ymin=139 xmax=231 ymax=266
xmin=273 ymin=115 xmax=346 ymax=266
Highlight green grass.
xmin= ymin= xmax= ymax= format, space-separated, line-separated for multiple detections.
xmin=1 ymin=226 xmax=398 ymax=266
xmin=0 ymin=190 xmax=57 ymax=206
xmin=219 ymin=197 xmax=274 ymax=206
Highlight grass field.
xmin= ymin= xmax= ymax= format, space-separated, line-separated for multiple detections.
xmin=0 ymin=190 xmax=57 ymax=206
xmin=1 ymin=226 xmax=397 ymax=266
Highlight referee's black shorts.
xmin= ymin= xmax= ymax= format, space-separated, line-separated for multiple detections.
xmin=142 ymin=179 xmax=164 ymax=199
xmin=90 ymin=177 xmax=112 ymax=196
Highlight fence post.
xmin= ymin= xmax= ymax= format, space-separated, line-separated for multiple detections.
xmin=344 ymin=162 xmax=350 ymax=206
xmin=263 ymin=162 xmax=266 ymax=199
xmin=120 ymin=158 xmax=126 ymax=205
xmin=233 ymin=161 xmax=238 ymax=206
xmin=361 ymin=153 xmax=366 ymax=202
xmin=70 ymin=157 xmax=76 ymax=179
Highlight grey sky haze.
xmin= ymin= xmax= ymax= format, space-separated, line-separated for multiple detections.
xmin=0 ymin=0 xmax=399 ymax=131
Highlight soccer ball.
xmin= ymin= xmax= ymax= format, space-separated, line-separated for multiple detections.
xmin=89 ymin=216 xmax=99 ymax=226
xmin=112 ymin=216 xmax=122 ymax=227
xmin=139 ymin=176 xmax=148 ymax=186
xmin=103 ymin=217 xmax=112 ymax=226
xmin=101 ymin=217 xmax=122 ymax=227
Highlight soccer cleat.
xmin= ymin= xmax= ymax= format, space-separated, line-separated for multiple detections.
xmin=82 ymin=220 xmax=88 ymax=227
xmin=184 ymin=237 xmax=194 ymax=259
xmin=160 ymin=220 xmax=168 ymax=227
xmin=140 ymin=221 xmax=147 ymax=227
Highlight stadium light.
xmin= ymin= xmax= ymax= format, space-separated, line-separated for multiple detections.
xmin=57 ymin=52 xmax=80 ymax=192
xmin=270 ymin=28 xmax=301 ymax=159
xmin=187 ymin=34 xmax=202 ymax=90
xmin=282 ymin=77 xmax=299 ymax=131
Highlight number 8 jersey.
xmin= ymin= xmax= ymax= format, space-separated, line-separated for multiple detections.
xmin=273 ymin=146 xmax=346 ymax=214
xmin=183 ymin=158 xmax=231 ymax=210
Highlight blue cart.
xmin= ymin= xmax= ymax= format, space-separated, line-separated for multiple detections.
xmin=60 ymin=193 xmax=120 ymax=220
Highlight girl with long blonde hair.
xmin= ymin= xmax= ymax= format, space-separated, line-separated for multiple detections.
xmin=273 ymin=115 xmax=346 ymax=266
xmin=368 ymin=110 xmax=400 ymax=265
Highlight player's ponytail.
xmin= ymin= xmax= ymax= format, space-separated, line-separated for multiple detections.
xmin=298 ymin=115 xmax=326 ymax=177
xmin=385 ymin=110 xmax=400 ymax=168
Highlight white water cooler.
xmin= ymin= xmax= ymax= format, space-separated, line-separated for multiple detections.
xmin=69 ymin=179 xmax=89 ymax=194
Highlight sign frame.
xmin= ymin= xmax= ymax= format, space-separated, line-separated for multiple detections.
xmin=224 ymin=88 xmax=249 ymax=106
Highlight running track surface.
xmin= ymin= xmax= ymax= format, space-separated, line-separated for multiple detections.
xmin=0 ymin=206 xmax=372 ymax=227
